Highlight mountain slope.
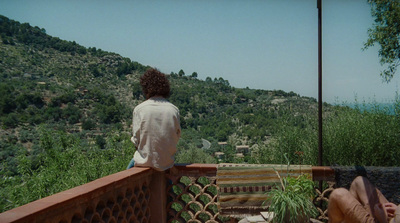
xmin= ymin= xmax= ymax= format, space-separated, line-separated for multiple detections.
xmin=0 ymin=14 xmax=323 ymax=151
xmin=0 ymin=14 xmax=330 ymax=162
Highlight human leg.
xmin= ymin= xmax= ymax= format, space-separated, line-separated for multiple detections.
xmin=349 ymin=176 xmax=389 ymax=216
xmin=328 ymin=187 xmax=376 ymax=223
xmin=328 ymin=188 xmax=347 ymax=223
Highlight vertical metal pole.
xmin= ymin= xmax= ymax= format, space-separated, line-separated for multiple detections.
xmin=318 ymin=0 xmax=323 ymax=167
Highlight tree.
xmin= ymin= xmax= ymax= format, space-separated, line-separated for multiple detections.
xmin=178 ymin=69 xmax=185 ymax=77
xmin=364 ymin=0 xmax=400 ymax=82
xmin=116 ymin=62 xmax=130 ymax=76
xmin=132 ymin=83 xmax=142 ymax=100
xmin=175 ymin=147 xmax=216 ymax=164
xmin=191 ymin=72 xmax=198 ymax=78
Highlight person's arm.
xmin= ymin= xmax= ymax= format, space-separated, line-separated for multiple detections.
xmin=176 ymin=111 xmax=181 ymax=139
xmin=131 ymin=110 xmax=140 ymax=148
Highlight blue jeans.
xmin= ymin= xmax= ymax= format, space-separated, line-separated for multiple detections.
xmin=126 ymin=158 xmax=135 ymax=169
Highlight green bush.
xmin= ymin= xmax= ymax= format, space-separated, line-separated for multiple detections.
xmin=322 ymin=103 xmax=400 ymax=166
xmin=250 ymin=100 xmax=400 ymax=166
xmin=266 ymin=173 xmax=317 ymax=223
xmin=0 ymin=127 xmax=134 ymax=212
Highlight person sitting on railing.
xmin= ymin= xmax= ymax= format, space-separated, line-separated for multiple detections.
xmin=126 ymin=68 xmax=181 ymax=171
xmin=328 ymin=176 xmax=400 ymax=223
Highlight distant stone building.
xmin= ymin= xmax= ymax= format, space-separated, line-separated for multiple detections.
xmin=214 ymin=152 xmax=225 ymax=161
xmin=235 ymin=153 xmax=245 ymax=158
xmin=236 ymin=145 xmax=250 ymax=154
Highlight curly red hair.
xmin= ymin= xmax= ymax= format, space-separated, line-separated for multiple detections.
xmin=140 ymin=68 xmax=170 ymax=99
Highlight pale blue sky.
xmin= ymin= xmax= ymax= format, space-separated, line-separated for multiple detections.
xmin=1 ymin=0 xmax=399 ymax=103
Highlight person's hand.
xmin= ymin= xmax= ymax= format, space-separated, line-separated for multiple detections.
xmin=389 ymin=204 xmax=400 ymax=223
xmin=383 ymin=203 xmax=398 ymax=219
xmin=374 ymin=203 xmax=389 ymax=223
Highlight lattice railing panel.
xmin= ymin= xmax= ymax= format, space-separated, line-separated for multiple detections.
xmin=166 ymin=165 xmax=335 ymax=223
xmin=166 ymin=175 xmax=227 ymax=223
xmin=0 ymin=168 xmax=154 ymax=223
xmin=313 ymin=181 xmax=335 ymax=222
xmin=58 ymin=181 xmax=151 ymax=223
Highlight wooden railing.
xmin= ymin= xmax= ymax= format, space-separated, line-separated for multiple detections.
xmin=0 ymin=164 xmax=336 ymax=223
xmin=0 ymin=167 xmax=160 ymax=223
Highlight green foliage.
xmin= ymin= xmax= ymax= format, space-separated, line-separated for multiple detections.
xmin=1 ymin=113 xmax=19 ymax=128
xmin=175 ymin=147 xmax=216 ymax=164
xmin=131 ymin=82 xmax=142 ymax=100
xmin=191 ymin=72 xmax=198 ymax=78
xmin=0 ymin=83 xmax=16 ymax=115
xmin=365 ymin=0 xmax=400 ymax=82
xmin=0 ymin=15 xmax=87 ymax=55
xmin=62 ymin=103 xmax=81 ymax=124
xmin=82 ymin=118 xmax=96 ymax=130
xmin=0 ymin=127 xmax=133 ymax=212
xmin=249 ymin=99 xmax=400 ymax=167
xmin=323 ymin=102 xmax=400 ymax=166
xmin=178 ymin=69 xmax=185 ymax=77
xmin=266 ymin=173 xmax=317 ymax=223
xmin=94 ymin=95 xmax=124 ymax=124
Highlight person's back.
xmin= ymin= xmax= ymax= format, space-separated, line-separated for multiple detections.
xmin=127 ymin=68 xmax=181 ymax=171
xmin=132 ymin=96 xmax=180 ymax=171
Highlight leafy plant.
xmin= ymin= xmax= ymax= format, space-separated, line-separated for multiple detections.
xmin=265 ymin=173 xmax=317 ymax=223
xmin=264 ymin=155 xmax=317 ymax=223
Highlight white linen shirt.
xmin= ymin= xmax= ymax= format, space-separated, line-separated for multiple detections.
xmin=131 ymin=96 xmax=181 ymax=171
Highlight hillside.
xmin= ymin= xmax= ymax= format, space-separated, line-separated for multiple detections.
xmin=6 ymin=14 xmax=399 ymax=171
xmin=0 ymin=14 xmax=328 ymax=168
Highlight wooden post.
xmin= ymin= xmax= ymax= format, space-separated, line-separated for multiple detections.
xmin=149 ymin=170 xmax=167 ymax=223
